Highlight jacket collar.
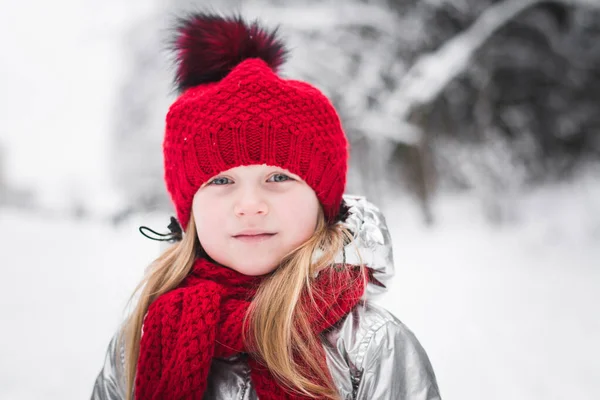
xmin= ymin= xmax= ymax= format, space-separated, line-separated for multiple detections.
xmin=339 ymin=195 xmax=394 ymax=296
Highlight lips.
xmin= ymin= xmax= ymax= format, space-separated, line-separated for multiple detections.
xmin=233 ymin=229 xmax=276 ymax=236
xmin=233 ymin=232 xmax=277 ymax=243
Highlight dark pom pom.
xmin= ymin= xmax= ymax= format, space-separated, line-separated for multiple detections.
xmin=170 ymin=12 xmax=288 ymax=93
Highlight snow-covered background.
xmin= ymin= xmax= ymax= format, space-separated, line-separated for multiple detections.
xmin=1 ymin=0 xmax=599 ymax=399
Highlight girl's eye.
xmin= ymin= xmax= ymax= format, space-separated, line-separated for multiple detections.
xmin=209 ymin=177 xmax=232 ymax=185
xmin=268 ymin=173 xmax=292 ymax=183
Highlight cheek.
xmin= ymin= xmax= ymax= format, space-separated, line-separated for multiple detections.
xmin=193 ymin=196 xmax=226 ymax=243
xmin=276 ymin=190 xmax=319 ymax=240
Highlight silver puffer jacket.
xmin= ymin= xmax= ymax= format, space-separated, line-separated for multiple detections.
xmin=91 ymin=195 xmax=441 ymax=400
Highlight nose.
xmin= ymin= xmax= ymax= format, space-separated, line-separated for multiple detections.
xmin=233 ymin=188 xmax=269 ymax=217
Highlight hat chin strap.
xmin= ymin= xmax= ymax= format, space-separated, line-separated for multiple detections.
xmin=139 ymin=216 xmax=183 ymax=242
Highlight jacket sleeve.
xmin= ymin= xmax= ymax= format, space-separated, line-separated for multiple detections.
xmin=354 ymin=319 xmax=441 ymax=400
xmin=91 ymin=329 xmax=128 ymax=400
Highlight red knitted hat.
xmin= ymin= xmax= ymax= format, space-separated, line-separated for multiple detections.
xmin=163 ymin=13 xmax=349 ymax=230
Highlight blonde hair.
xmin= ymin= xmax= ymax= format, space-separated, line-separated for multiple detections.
xmin=120 ymin=206 xmax=363 ymax=400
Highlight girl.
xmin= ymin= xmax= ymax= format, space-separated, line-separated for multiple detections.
xmin=91 ymin=12 xmax=441 ymax=400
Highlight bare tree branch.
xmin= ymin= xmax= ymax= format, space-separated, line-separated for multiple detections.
xmin=365 ymin=0 xmax=600 ymax=144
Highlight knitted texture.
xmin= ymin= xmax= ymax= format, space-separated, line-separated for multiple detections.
xmin=135 ymin=258 xmax=367 ymax=399
xmin=163 ymin=58 xmax=349 ymax=231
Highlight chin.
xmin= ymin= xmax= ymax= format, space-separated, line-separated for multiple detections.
xmin=230 ymin=258 xmax=280 ymax=276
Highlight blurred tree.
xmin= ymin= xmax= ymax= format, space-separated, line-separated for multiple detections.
xmin=426 ymin=0 xmax=600 ymax=221
xmin=363 ymin=0 xmax=600 ymax=222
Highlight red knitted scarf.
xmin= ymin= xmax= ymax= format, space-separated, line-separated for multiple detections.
xmin=135 ymin=257 xmax=367 ymax=399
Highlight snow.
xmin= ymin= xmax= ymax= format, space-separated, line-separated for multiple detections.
xmin=1 ymin=176 xmax=599 ymax=399
xmin=378 ymin=174 xmax=600 ymax=400
xmin=0 ymin=0 xmax=156 ymax=214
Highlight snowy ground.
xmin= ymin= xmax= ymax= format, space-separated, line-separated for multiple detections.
xmin=1 ymin=175 xmax=599 ymax=400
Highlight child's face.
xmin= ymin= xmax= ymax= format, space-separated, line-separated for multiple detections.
xmin=192 ymin=164 xmax=320 ymax=276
